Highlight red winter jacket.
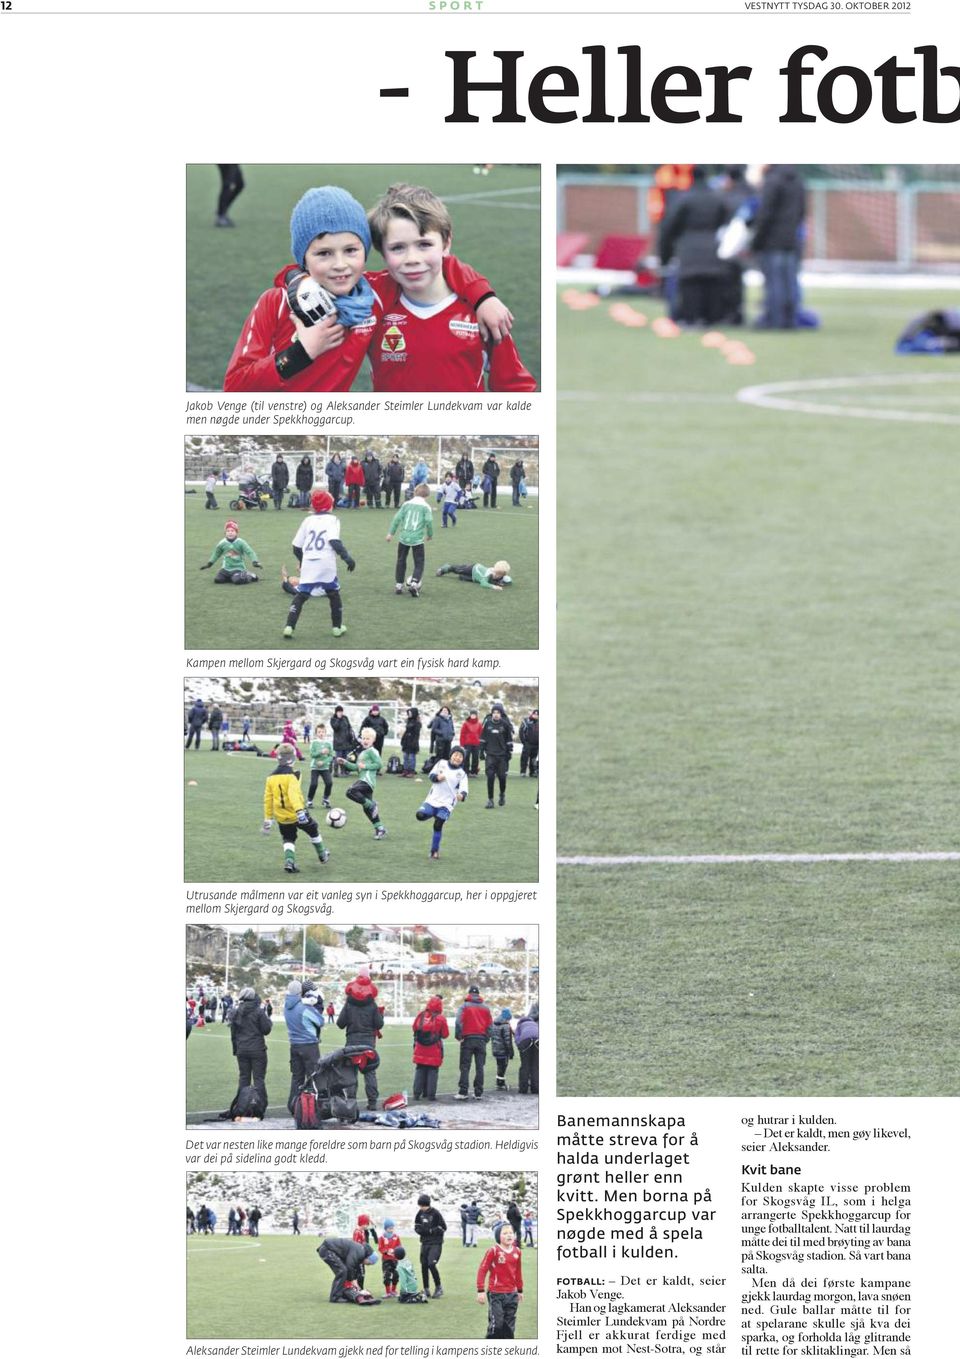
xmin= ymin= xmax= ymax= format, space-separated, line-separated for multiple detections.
xmin=459 ymin=717 xmax=483 ymax=747
xmin=412 ymin=999 xmax=449 ymax=1068
xmin=345 ymin=460 xmax=365 ymax=487
xmin=223 ymin=260 xmax=494 ymax=393
xmin=456 ymin=995 xmax=494 ymax=1039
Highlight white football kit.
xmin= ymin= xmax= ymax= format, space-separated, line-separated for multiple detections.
xmin=292 ymin=512 xmax=341 ymax=591
xmin=426 ymin=766 xmax=469 ymax=810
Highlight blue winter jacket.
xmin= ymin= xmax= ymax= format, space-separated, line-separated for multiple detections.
xmin=285 ymin=993 xmax=325 ymax=1046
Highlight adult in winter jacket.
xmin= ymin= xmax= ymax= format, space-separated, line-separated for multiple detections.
xmin=409 ymin=459 xmax=431 ymax=497
xmin=515 ymin=1003 xmax=539 ymax=1095
xmin=284 ymin=979 xmax=325 ymax=1114
xmin=248 ymin=1206 xmax=263 ymax=1237
xmin=413 ymin=1194 xmax=447 ymax=1297
xmin=337 ymin=968 xmax=384 ymax=1110
xmin=509 ymin=460 xmax=525 ymax=507
xmin=454 ymin=454 xmax=474 ymax=488
xmin=295 ymin=456 xmax=315 ymax=508
xmin=491 ymin=1008 xmax=515 ymax=1090
xmin=362 ymin=453 xmax=382 ymax=509
xmin=401 ymin=707 xmax=422 ymax=776
xmin=480 ymin=704 xmax=514 ymax=808
xmin=270 ymin=455 xmax=290 ymax=510
xmin=463 ymin=1200 xmax=482 ymax=1247
xmin=185 ymin=699 xmax=208 ymax=749
xmin=360 ymin=704 xmax=389 ymax=754
xmin=459 ymin=710 xmax=483 ymax=775
xmin=429 ymin=707 xmax=455 ymax=763
xmin=316 ymin=1237 xmax=377 ymax=1303
xmin=658 ymin=166 xmax=730 ymax=326
xmin=752 ymin=164 xmax=807 ymax=329
xmin=330 ymin=707 xmax=355 ymax=766
xmin=345 ymin=457 xmax=365 ymax=509
xmin=481 ymin=456 xmax=500 ymax=509
xmin=229 ymin=987 xmax=272 ymax=1113
xmin=518 ymin=710 xmax=538 ymax=777
xmin=208 ymin=705 xmax=224 ymax=751
xmin=455 ymin=985 xmax=494 ymax=1099
xmin=384 ymin=456 xmax=404 ymax=509
xmin=411 ymin=995 xmax=449 ymax=1101
xmin=325 ymin=453 xmax=345 ymax=506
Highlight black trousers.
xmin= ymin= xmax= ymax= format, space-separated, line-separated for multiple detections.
xmin=236 ymin=1049 xmax=268 ymax=1109
xmin=365 ymin=482 xmax=381 ymax=508
xmin=382 ymin=1259 xmax=399 ymax=1288
xmin=464 ymin=745 xmax=480 ymax=774
xmin=186 ymin=724 xmax=203 ymax=749
xmin=385 ymin=483 xmax=401 ymax=507
xmin=459 ymin=1036 xmax=487 ymax=1094
xmin=483 ymin=481 xmax=498 ymax=508
xmin=395 ymin=542 xmax=425 ymax=584
xmin=419 ymin=1241 xmax=443 ymax=1290
xmin=318 ymin=1243 xmax=359 ymax=1302
xmin=308 ymin=768 xmax=333 ymax=802
xmin=518 ymin=1039 xmax=539 ymax=1094
xmin=486 ymin=1291 xmax=519 ymax=1339
xmin=486 ymin=755 xmax=508 ymax=799
xmin=216 ymin=164 xmax=244 ymax=216
xmin=347 ymin=485 xmax=361 ymax=508
xmin=288 ymin=1041 xmax=321 ymax=1113
xmin=413 ymin=1064 xmax=440 ymax=1099
xmin=520 ymin=744 xmax=538 ymax=776
xmin=286 ymin=587 xmax=342 ymax=630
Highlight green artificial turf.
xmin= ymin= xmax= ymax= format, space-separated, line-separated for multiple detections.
xmin=184 ymin=754 xmax=539 ymax=882
xmin=558 ymin=862 xmax=960 ymax=1098
xmin=187 ymin=1232 xmax=538 ymax=1339
xmin=187 ymin=163 xmax=541 ymax=391
xmin=557 ymin=282 xmax=960 ymax=1096
xmin=184 ymin=495 xmax=538 ymax=650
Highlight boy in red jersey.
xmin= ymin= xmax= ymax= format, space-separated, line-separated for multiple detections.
xmin=377 ymin=1218 xmax=403 ymax=1298
xmin=224 ymin=185 xmax=511 ymax=393
xmin=476 ymin=1223 xmax=524 ymax=1338
xmin=367 ymin=183 xmax=536 ymax=394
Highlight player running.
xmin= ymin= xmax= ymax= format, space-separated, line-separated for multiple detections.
xmin=283 ymin=490 xmax=356 ymax=639
xmin=337 ymin=727 xmax=388 ymax=839
xmin=415 ymin=745 xmax=468 ymax=860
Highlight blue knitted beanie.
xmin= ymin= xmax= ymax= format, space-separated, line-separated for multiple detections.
xmin=290 ymin=187 xmax=371 ymax=266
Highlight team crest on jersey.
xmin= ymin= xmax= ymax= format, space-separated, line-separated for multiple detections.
xmin=381 ymin=325 xmax=406 ymax=353
xmin=449 ymin=317 xmax=480 ymax=339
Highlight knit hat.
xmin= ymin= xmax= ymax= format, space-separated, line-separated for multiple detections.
xmin=224 ymin=520 xmax=239 ymax=539
xmin=499 ymin=1008 xmax=512 ymax=1020
xmin=290 ymin=186 xmax=371 ymax=268
xmin=286 ymin=980 xmax=302 ymax=997
xmin=311 ymin=489 xmax=334 ymax=514
xmin=383 ymin=1218 xmax=395 ymax=1230
xmin=357 ymin=966 xmax=371 ymax=981
xmin=467 ymin=985 xmax=480 ymax=997
xmin=358 ymin=1213 xmax=371 ymax=1226
xmin=417 ymin=1194 xmax=431 ymax=1207
xmin=277 ymin=742 xmax=296 ymax=763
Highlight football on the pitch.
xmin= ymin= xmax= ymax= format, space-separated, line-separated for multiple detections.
xmin=326 ymin=807 xmax=347 ymax=829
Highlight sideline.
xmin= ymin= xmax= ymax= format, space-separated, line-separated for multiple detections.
xmin=558 ymin=851 xmax=960 ymax=866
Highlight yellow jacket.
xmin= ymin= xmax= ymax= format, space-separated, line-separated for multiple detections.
xmin=263 ymin=765 xmax=306 ymax=823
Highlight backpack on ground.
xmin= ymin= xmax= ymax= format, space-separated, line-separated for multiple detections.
xmin=293 ymin=1077 xmax=322 ymax=1130
xmin=226 ymin=1085 xmax=265 ymax=1120
xmin=386 ymin=755 xmax=402 ymax=774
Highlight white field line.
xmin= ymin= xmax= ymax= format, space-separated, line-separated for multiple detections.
xmin=187 ymin=1242 xmax=262 ymax=1254
xmin=737 ymin=373 xmax=960 ymax=425
xmin=558 ymin=851 xmax=960 ymax=867
xmin=560 ymin=390 xmax=734 ymax=405
xmin=441 ymin=185 xmax=540 ymax=204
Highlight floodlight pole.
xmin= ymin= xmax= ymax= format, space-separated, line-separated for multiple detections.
xmin=524 ymin=942 xmax=530 ymax=1012
xmin=303 ymin=926 xmax=307 ymax=979
xmin=399 ymin=924 xmax=405 ymax=1019
xmin=224 ymin=930 xmax=230 ymax=994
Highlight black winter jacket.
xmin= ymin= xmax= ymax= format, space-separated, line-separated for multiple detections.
xmin=752 ymin=165 xmax=807 ymax=253
xmin=230 ymin=996 xmax=272 ymax=1054
xmin=659 ymin=184 xmax=729 ymax=278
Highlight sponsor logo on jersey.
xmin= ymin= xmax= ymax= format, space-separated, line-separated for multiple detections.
xmin=449 ymin=317 xmax=480 ymax=339
xmin=381 ymin=325 xmax=406 ymax=353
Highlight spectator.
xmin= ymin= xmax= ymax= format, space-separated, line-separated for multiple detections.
xmin=345 ymin=456 xmax=365 ymax=509
xmin=481 ymin=454 xmax=500 ymax=509
xmin=337 ymin=967 xmax=384 ymax=1111
xmin=455 ymin=453 xmax=474 ymax=488
xmin=518 ymin=710 xmax=538 ymax=778
xmin=455 ymin=985 xmax=494 ymax=1101
xmin=185 ymin=698 xmax=208 ymax=750
xmin=509 ymin=459 xmax=525 ymax=507
xmin=658 ymin=165 xmax=729 ymax=326
xmin=270 ymin=454 xmax=289 ymax=510
xmin=515 ymin=1003 xmax=539 ymax=1095
xmin=401 ymin=707 xmax=422 ymax=777
xmin=491 ymin=1008 xmax=515 ymax=1090
xmin=227 ymin=987 xmax=272 ymax=1116
xmin=459 ymin=709 xmax=483 ymax=776
xmin=325 ymin=452 xmax=346 ymax=506
xmin=362 ymin=451 xmax=382 ymax=509
xmin=411 ymin=994 xmax=449 ymax=1101
xmin=360 ymin=704 xmax=389 ymax=755
xmin=208 ymin=704 xmax=223 ymax=751
xmin=752 ymin=164 xmax=807 ymax=330
xmin=330 ymin=706 xmax=355 ymax=770
xmin=384 ymin=455 xmax=404 ymax=509
xmin=429 ymin=706 xmax=454 ymax=763
xmin=295 ymin=455 xmax=315 ymax=508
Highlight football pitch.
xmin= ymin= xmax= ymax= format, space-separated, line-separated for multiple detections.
xmin=187 ymin=1232 xmax=538 ymax=1339
xmin=558 ymin=282 xmax=960 ymax=1097
xmin=186 ymin=1022 xmax=537 ymax=1124
xmin=185 ymin=494 xmax=538 ymax=650
xmin=187 ymin=163 xmax=541 ymax=392
xmin=184 ymin=753 xmax=538 ymax=882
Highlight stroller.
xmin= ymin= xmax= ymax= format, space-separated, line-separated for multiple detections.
xmin=229 ymin=474 xmax=270 ymax=512
xmin=293 ymin=1045 xmax=380 ymax=1128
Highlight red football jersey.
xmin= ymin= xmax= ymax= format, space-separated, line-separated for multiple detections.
xmin=368 ymin=295 xmax=535 ymax=394
xmin=477 ymin=1243 xmax=524 ymax=1294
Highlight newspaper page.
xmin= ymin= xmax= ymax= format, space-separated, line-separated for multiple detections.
xmin=2 ymin=0 xmax=956 ymax=1354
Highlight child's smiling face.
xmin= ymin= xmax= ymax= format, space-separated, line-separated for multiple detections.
xmin=303 ymin=231 xmax=366 ymax=294
xmin=381 ymin=218 xmax=450 ymax=302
